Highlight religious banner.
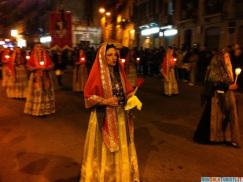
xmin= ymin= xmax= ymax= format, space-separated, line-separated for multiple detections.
xmin=49 ymin=10 xmax=72 ymax=49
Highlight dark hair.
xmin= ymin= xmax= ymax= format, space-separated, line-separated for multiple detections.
xmin=106 ymin=44 xmax=116 ymax=52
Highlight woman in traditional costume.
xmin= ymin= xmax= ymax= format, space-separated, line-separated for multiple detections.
xmin=125 ymin=49 xmax=138 ymax=88
xmin=1 ymin=48 xmax=12 ymax=88
xmin=80 ymin=43 xmax=140 ymax=182
xmin=6 ymin=47 xmax=28 ymax=98
xmin=160 ymin=47 xmax=179 ymax=96
xmin=24 ymin=43 xmax=55 ymax=116
xmin=72 ymin=48 xmax=88 ymax=92
xmin=194 ymin=50 xmax=240 ymax=147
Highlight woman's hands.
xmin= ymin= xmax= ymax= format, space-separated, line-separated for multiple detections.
xmin=229 ymin=83 xmax=238 ymax=90
xmin=101 ymin=96 xmax=119 ymax=107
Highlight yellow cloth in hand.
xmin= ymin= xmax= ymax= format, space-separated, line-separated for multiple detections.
xmin=125 ymin=95 xmax=142 ymax=111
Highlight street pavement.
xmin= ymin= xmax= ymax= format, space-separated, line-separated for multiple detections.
xmin=0 ymin=68 xmax=243 ymax=182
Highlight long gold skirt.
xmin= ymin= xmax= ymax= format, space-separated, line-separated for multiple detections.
xmin=6 ymin=65 xmax=28 ymax=98
xmin=2 ymin=65 xmax=10 ymax=87
xmin=80 ymin=108 xmax=140 ymax=182
xmin=164 ymin=68 xmax=179 ymax=95
xmin=24 ymin=71 xmax=55 ymax=116
xmin=210 ymin=91 xmax=240 ymax=144
xmin=73 ymin=65 xmax=87 ymax=92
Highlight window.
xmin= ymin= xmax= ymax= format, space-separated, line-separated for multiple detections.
xmin=205 ymin=0 xmax=223 ymax=15
xmin=180 ymin=0 xmax=198 ymax=20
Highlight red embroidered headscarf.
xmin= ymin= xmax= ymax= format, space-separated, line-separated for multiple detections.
xmin=1 ymin=48 xmax=11 ymax=64
xmin=8 ymin=47 xmax=26 ymax=71
xmin=84 ymin=42 xmax=133 ymax=152
xmin=161 ymin=47 xmax=175 ymax=77
xmin=27 ymin=43 xmax=53 ymax=69
xmin=76 ymin=49 xmax=86 ymax=64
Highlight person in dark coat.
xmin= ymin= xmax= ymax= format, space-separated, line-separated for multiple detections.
xmin=194 ymin=50 xmax=240 ymax=148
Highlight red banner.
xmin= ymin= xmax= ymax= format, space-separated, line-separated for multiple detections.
xmin=49 ymin=10 xmax=72 ymax=49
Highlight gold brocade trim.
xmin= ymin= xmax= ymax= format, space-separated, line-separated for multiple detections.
xmin=98 ymin=44 xmax=120 ymax=152
xmin=80 ymin=109 xmax=140 ymax=182
xmin=85 ymin=95 xmax=104 ymax=108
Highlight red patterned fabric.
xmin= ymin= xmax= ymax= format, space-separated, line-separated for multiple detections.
xmin=2 ymin=49 xmax=12 ymax=75
xmin=8 ymin=49 xmax=24 ymax=76
xmin=84 ymin=43 xmax=133 ymax=152
xmin=1 ymin=49 xmax=11 ymax=64
xmin=161 ymin=48 xmax=175 ymax=78
xmin=49 ymin=10 xmax=72 ymax=49
xmin=27 ymin=49 xmax=53 ymax=69
xmin=83 ymin=52 xmax=103 ymax=100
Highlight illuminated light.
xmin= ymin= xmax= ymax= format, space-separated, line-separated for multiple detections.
xmin=99 ymin=8 xmax=105 ymax=14
xmin=40 ymin=61 xmax=45 ymax=66
xmin=164 ymin=28 xmax=178 ymax=36
xmin=235 ymin=68 xmax=242 ymax=75
xmin=121 ymin=59 xmax=126 ymax=63
xmin=141 ymin=27 xmax=159 ymax=36
xmin=5 ymin=55 xmax=10 ymax=59
xmin=26 ymin=55 xmax=30 ymax=60
xmin=11 ymin=29 xmax=18 ymax=37
xmin=117 ymin=15 xmax=122 ymax=23
xmin=139 ymin=25 xmax=149 ymax=29
xmin=17 ymin=39 xmax=26 ymax=48
xmin=146 ymin=36 xmax=150 ymax=39
xmin=173 ymin=58 xmax=177 ymax=62
xmin=159 ymin=32 xmax=164 ymax=37
xmin=144 ymin=37 xmax=151 ymax=47
xmin=40 ymin=36 xmax=52 ymax=43
xmin=8 ymin=44 xmax=14 ymax=48
xmin=130 ymin=29 xmax=135 ymax=34
xmin=55 ymin=70 xmax=62 ymax=75
xmin=150 ymin=22 xmax=159 ymax=27
xmin=81 ymin=57 xmax=85 ymax=61
xmin=234 ymin=68 xmax=242 ymax=84
xmin=106 ymin=12 xmax=111 ymax=16
xmin=136 ymin=57 xmax=140 ymax=61
xmin=101 ymin=16 xmax=106 ymax=26
xmin=160 ymin=25 xmax=172 ymax=30
xmin=5 ymin=39 xmax=10 ymax=42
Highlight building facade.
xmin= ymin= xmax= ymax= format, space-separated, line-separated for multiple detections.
xmin=176 ymin=0 xmax=243 ymax=50
xmin=133 ymin=0 xmax=243 ymax=50
xmin=98 ymin=0 xmax=135 ymax=48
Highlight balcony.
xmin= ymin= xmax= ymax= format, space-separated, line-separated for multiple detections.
xmin=204 ymin=13 xmax=225 ymax=23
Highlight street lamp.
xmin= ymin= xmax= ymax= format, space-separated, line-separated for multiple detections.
xmin=17 ymin=39 xmax=27 ymax=48
xmin=99 ymin=7 xmax=107 ymax=42
xmin=99 ymin=7 xmax=105 ymax=14
xmin=105 ymin=12 xmax=111 ymax=16
xmin=163 ymin=28 xmax=178 ymax=36
xmin=159 ymin=25 xmax=178 ymax=37
xmin=11 ymin=29 xmax=18 ymax=37
xmin=98 ymin=6 xmax=113 ymax=42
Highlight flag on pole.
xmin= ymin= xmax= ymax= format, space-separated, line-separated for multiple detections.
xmin=49 ymin=10 xmax=72 ymax=49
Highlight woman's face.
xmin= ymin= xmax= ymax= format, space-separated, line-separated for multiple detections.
xmin=167 ymin=48 xmax=173 ymax=55
xmin=224 ymin=52 xmax=230 ymax=61
xmin=79 ymin=49 xmax=84 ymax=56
xmin=105 ymin=47 xmax=118 ymax=66
xmin=35 ymin=44 xmax=43 ymax=52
